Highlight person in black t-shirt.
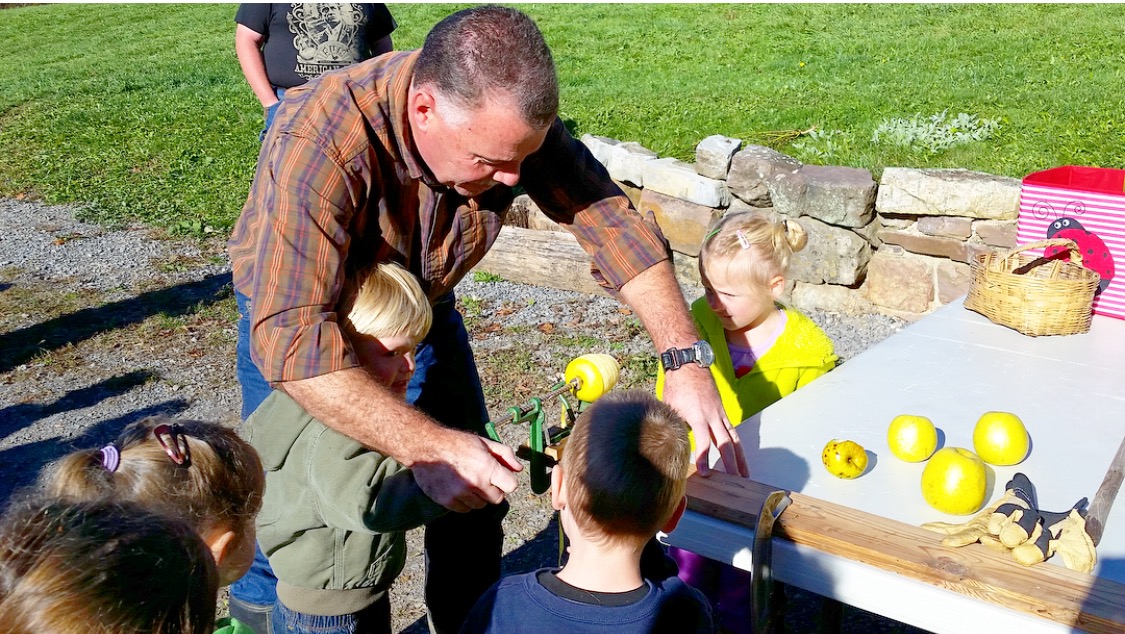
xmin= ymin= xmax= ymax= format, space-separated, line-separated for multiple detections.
xmin=234 ymin=3 xmax=396 ymax=140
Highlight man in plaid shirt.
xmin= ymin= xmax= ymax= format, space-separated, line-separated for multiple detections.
xmin=228 ymin=6 xmax=747 ymax=633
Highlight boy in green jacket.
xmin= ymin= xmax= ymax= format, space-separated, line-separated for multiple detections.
xmin=246 ymin=262 xmax=447 ymax=633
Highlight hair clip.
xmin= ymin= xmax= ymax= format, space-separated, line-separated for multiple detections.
xmin=152 ymin=424 xmax=191 ymax=467
xmin=704 ymin=227 xmax=722 ymax=242
xmin=99 ymin=445 xmax=120 ymax=473
xmin=735 ymin=230 xmax=751 ymax=250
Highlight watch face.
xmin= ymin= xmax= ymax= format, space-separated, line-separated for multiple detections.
xmin=694 ymin=341 xmax=715 ymax=368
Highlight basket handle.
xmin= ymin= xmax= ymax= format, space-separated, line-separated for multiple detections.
xmin=1006 ymin=238 xmax=1084 ymax=267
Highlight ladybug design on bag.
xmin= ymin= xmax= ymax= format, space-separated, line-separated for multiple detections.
xmin=1045 ymin=217 xmax=1115 ymax=294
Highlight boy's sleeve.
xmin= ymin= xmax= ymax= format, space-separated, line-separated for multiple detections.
xmin=306 ymin=427 xmax=448 ymax=533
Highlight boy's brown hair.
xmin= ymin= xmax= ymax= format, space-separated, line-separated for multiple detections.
xmin=42 ymin=415 xmax=264 ymax=537
xmin=561 ymin=390 xmax=690 ymax=544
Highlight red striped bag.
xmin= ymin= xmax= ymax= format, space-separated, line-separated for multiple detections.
xmin=1016 ymin=166 xmax=1125 ymax=320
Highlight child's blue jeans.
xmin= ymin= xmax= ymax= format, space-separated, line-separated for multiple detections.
xmin=231 ymin=291 xmax=505 ymax=634
xmin=271 ymin=595 xmax=390 ymax=634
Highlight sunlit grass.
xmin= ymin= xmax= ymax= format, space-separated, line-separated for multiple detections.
xmin=0 ymin=4 xmax=1122 ymax=234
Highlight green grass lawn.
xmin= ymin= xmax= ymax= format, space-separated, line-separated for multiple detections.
xmin=0 ymin=3 xmax=1123 ymax=233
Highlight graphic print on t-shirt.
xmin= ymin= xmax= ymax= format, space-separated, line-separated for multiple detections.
xmin=287 ymin=4 xmax=368 ymax=81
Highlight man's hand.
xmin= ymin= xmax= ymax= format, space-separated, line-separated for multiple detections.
xmin=618 ymin=260 xmax=749 ymax=477
xmin=662 ymin=364 xmax=749 ymax=477
xmin=412 ymin=430 xmax=523 ymax=513
xmin=282 ymin=368 xmax=523 ymax=513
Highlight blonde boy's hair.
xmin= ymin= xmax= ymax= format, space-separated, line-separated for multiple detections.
xmin=338 ymin=262 xmax=432 ymax=342
xmin=561 ymin=390 xmax=690 ymax=545
xmin=699 ymin=211 xmax=808 ymax=298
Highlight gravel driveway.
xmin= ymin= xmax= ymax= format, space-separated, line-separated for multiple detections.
xmin=0 ymin=198 xmax=927 ymax=633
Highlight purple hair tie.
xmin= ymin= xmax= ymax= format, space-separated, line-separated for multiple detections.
xmin=100 ymin=445 xmax=120 ymax=473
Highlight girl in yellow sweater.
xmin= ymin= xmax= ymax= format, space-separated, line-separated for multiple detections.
xmin=658 ymin=211 xmax=837 ymax=633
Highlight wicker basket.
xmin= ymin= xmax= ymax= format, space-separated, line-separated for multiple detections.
xmin=964 ymin=238 xmax=1099 ymax=337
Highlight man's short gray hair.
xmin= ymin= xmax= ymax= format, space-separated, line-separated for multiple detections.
xmin=414 ymin=5 xmax=559 ymax=129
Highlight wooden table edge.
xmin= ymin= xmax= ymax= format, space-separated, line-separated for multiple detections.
xmin=686 ymin=471 xmax=1125 ymax=633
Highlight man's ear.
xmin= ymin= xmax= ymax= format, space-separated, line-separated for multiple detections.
xmin=204 ymin=526 xmax=238 ymax=567
xmin=769 ymin=275 xmax=786 ymax=299
xmin=408 ymin=85 xmax=437 ymax=133
xmin=550 ymin=465 xmax=567 ymax=512
xmin=661 ymin=496 xmax=688 ymax=533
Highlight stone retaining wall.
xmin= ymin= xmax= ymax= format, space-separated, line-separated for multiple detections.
xmin=505 ymin=134 xmax=1021 ymax=320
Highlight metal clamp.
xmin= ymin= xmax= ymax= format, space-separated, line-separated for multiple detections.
xmin=752 ymin=490 xmax=792 ymax=633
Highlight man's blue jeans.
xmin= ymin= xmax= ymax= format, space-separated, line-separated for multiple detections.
xmin=232 ymin=291 xmax=507 ymax=633
xmin=259 ymin=87 xmax=286 ymax=143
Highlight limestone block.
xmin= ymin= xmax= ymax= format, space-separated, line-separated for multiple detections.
xmin=865 ymin=251 xmax=934 ymax=313
xmin=727 ymin=198 xmax=761 ymax=215
xmin=878 ymin=229 xmax=969 ymax=263
xmin=878 ymin=214 xmax=916 ymax=230
xmin=791 ymin=281 xmax=876 ymax=316
xmin=917 ymin=216 xmax=972 ymax=239
xmin=672 ymin=252 xmax=702 ymax=287
xmin=853 ymin=216 xmax=883 ymax=249
xmin=788 ymin=215 xmax=871 ymax=286
xmin=966 ymin=242 xmax=1004 ymax=264
xmin=973 ymin=219 xmax=1018 ymax=248
xmin=638 ymin=189 xmax=723 ymax=257
xmin=580 ymin=134 xmax=658 ymax=187
xmin=506 ymin=194 xmax=563 ymax=232
xmin=936 ymin=260 xmax=972 ymax=305
xmin=642 ymin=157 xmax=732 ymax=208
xmin=768 ymin=165 xmax=876 ymax=228
xmin=876 ymin=168 xmax=1020 ymax=220
xmin=727 ymin=145 xmax=801 ymax=207
xmin=695 ymin=135 xmax=743 ymax=180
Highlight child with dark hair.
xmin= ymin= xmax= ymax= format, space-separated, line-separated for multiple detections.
xmin=41 ymin=415 xmax=265 ymax=632
xmin=462 ymin=390 xmax=714 ymax=633
xmin=0 ymin=497 xmax=219 ymax=633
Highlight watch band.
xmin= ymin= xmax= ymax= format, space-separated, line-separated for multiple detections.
xmin=661 ymin=342 xmax=708 ymax=372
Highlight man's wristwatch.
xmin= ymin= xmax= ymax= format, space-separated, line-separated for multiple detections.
xmin=660 ymin=340 xmax=715 ymax=372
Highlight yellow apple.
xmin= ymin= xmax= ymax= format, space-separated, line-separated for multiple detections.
xmin=822 ymin=439 xmax=869 ymax=479
xmin=887 ymin=414 xmax=938 ymax=462
xmin=921 ymin=447 xmax=987 ymax=515
xmin=972 ymin=411 xmax=1029 ymax=466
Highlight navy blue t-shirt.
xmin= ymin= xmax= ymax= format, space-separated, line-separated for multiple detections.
xmin=461 ymin=568 xmax=714 ymax=633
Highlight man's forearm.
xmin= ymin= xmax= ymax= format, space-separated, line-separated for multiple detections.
xmin=279 ymin=367 xmax=447 ymax=468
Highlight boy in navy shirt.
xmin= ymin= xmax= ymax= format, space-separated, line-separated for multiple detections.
xmin=462 ymin=390 xmax=714 ymax=633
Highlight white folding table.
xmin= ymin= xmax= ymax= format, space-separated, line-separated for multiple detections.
xmin=663 ymin=297 xmax=1125 ymax=633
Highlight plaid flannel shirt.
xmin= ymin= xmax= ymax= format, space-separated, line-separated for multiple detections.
xmin=228 ymin=50 xmax=670 ymax=384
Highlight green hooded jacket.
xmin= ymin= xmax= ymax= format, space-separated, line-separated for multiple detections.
xmin=245 ymin=390 xmax=447 ymax=616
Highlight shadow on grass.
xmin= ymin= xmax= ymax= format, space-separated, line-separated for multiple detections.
xmin=0 ymin=398 xmax=190 ymax=508
xmin=0 ymin=272 xmax=232 ymax=374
